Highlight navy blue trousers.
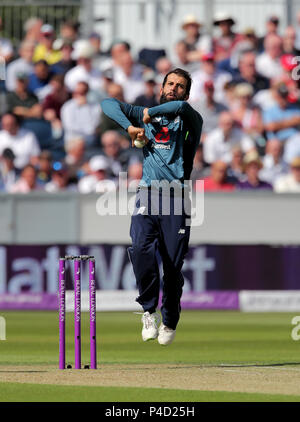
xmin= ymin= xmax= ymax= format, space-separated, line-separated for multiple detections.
xmin=128 ymin=188 xmax=190 ymax=330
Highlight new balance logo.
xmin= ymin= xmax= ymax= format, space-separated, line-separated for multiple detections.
xmin=137 ymin=206 xmax=146 ymax=215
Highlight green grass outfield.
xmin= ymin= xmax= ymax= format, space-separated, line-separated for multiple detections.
xmin=1 ymin=382 xmax=300 ymax=402
xmin=0 ymin=310 xmax=300 ymax=402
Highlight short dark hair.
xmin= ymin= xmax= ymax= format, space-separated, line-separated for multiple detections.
xmin=2 ymin=112 xmax=21 ymax=127
xmin=162 ymin=68 xmax=192 ymax=97
xmin=35 ymin=59 xmax=48 ymax=67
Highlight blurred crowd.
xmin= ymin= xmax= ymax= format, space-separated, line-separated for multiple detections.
xmin=1 ymin=12 xmax=300 ymax=194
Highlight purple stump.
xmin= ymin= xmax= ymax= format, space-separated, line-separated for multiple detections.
xmin=89 ymin=258 xmax=97 ymax=369
xmin=59 ymin=258 xmax=66 ymax=370
xmin=74 ymin=259 xmax=81 ymax=369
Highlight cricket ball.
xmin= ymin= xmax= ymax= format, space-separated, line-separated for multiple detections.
xmin=134 ymin=139 xmax=146 ymax=148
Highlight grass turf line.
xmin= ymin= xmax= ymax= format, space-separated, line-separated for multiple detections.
xmin=1 ymin=310 xmax=300 ymax=401
xmin=1 ymin=311 xmax=300 ymax=366
xmin=1 ymin=382 xmax=300 ymax=402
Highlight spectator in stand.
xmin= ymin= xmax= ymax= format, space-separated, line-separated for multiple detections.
xmin=42 ymin=74 xmax=70 ymax=119
xmin=179 ymin=14 xmax=211 ymax=63
xmin=155 ymin=56 xmax=173 ymax=86
xmin=33 ymin=24 xmax=61 ymax=65
xmin=0 ymin=148 xmax=18 ymax=191
xmin=284 ymin=132 xmax=300 ymax=164
xmin=199 ymin=160 xmax=236 ymax=192
xmin=217 ymin=28 xmax=259 ymax=75
xmin=189 ymin=52 xmax=232 ymax=104
xmin=191 ymin=80 xmax=227 ymax=139
xmin=36 ymin=150 xmax=53 ymax=185
xmin=50 ymin=38 xmax=76 ymax=75
xmin=23 ymin=17 xmax=43 ymax=43
xmin=59 ymin=20 xmax=79 ymax=44
xmin=78 ymin=155 xmax=117 ymax=193
xmin=60 ymin=81 xmax=101 ymax=146
xmin=282 ymin=26 xmax=300 ymax=55
xmin=133 ymin=70 xmax=159 ymax=108
xmin=155 ymin=56 xmax=172 ymax=75
xmin=64 ymin=40 xmax=103 ymax=92
xmin=232 ymin=50 xmax=269 ymax=94
xmin=252 ymin=78 xmax=279 ymax=112
xmin=237 ymin=150 xmax=273 ymax=190
xmin=279 ymin=54 xmax=300 ymax=103
xmin=263 ymin=81 xmax=300 ymax=142
xmin=258 ymin=16 xmax=280 ymax=52
xmin=101 ymin=68 xmax=114 ymax=94
xmin=127 ymin=161 xmax=143 ymax=189
xmin=190 ymin=144 xmax=210 ymax=184
xmin=222 ymin=80 xmax=238 ymax=109
xmin=0 ymin=113 xmax=40 ymax=169
xmin=100 ymin=130 xmax=125 ymax=178
xmin=101 ymin=40 xmax=131 ymax=72
xmin=6 ymin=41 xmax=35 ymax=92
xmin=274 ymin=156 xmax=300 ymax=192
xmin=89 ymin=32 xmax=108 ymax=70
xmin=213 ymin=13 xmax=242 ymax=62
xmin=0 ymin=17 xmax=14 ymax=62
xmin=256 ymin=34 xmax=283 ymax=80
xmin=230 ymin=83 xmax=264 ymax=140
xmin=6 ymin=72 xmax=42 ymax=120
xmin=27 ymin=60 xmax=54 ymax=101
xmin=259 ymin=138 xmax=288 ymax=184
xmin=180 ymin=14 xmax=202 ymax=55
xmin=45 ymin=163 xmax=76 ymax=192
xmin=64 ymin=137 xmax=88 ymax=181
xmin=295 ymin=11 xmax=300 ymax=50
xmin=10 ymin=164 xmax=43 ymax=193
xmin=203 ymin=111 xmax=255 ymax=164
xmin=173 ymin=40 xmax=199 ymax=74
xmin=240 ymin=28 xmax=259 ymax=53
xmin=99 ymin=83 xmax=126 ymax=135
xmin=113 ymin=51 xmax=144 ymax=103
xmin=227 ymin=146 xmax=245 ymax=181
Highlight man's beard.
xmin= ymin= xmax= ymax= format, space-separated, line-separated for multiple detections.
xmin=159 ymin=92 xmax=186 ymax=104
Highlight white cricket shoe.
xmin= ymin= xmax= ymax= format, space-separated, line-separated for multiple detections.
xmin=157 ymin=323 xmax=176 ymax=346
xmin=141 ymin=311 xmax=161 ymax=341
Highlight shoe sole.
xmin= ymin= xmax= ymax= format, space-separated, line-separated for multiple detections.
xmin=158 ymin=340 xmax=174 ymax=346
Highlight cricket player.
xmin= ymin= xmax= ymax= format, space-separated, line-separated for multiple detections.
xmin=101 ymin=68 xmax=203 ymax=345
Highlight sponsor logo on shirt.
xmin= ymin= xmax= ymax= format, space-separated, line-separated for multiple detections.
xmin=154 ymin=144 xmax=171 ymax=150
xmin=155 ymin=127 xmax=170 ymax=143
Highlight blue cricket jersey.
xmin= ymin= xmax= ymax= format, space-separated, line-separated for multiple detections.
xmin=101 ymin=98 xmax=203 ymax=187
